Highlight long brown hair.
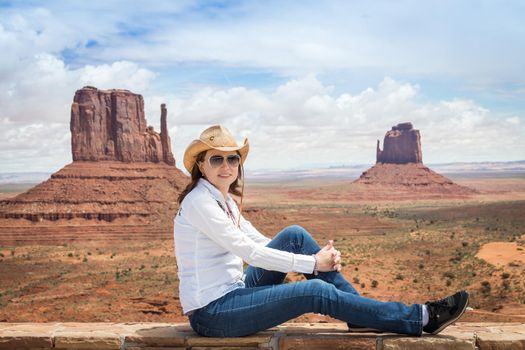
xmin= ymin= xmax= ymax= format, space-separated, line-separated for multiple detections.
xmin=177 ymin=150 xmax=244 ymax=205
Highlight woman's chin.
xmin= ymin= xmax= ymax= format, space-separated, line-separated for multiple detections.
xmin=210 ymin=176 xmax=235 ymax=188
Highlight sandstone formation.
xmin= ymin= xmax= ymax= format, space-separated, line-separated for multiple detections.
xmin=376 ymin=122 xmax=422 ymax=164
xmin=355 ymin=122 xmax=476 ymax=196
xmin=0 ymin=87 xmax=187 ymax=245
xmin=71 ymin=86 xmax=175 ymax=165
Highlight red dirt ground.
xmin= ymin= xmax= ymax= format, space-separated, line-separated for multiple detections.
xmin=0 ymin=175 xmax=524 ymax=324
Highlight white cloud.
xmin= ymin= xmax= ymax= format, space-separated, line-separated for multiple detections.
xmin=1 ymin=2 xmax=524 ymax=172
xmin=0 ymin=8 xmax=156 ymax=171
xmin=1 ymin=73 xmax=524 ymax=172
xmin=144 ymin=76 xmax=524 ymax=170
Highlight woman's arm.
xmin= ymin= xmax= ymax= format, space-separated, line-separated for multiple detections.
xmin=185 ymin=194 xmax=315 ymax=274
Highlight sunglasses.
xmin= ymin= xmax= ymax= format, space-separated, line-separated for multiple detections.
xmin=207 ymin=154 xmax=241 ymax=168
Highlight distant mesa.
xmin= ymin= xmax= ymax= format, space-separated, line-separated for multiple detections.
xmin=355 ymin=122 xmax=476 ymax=196
xmin=0 ymin=87 xmax=188 ymax=245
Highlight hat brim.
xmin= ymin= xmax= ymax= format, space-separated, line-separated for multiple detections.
xmin=183 ymin=138 xmax=249 ymax=173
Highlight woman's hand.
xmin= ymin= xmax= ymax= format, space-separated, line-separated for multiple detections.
xmin=315 ymin=240 xmax=342 ymax=273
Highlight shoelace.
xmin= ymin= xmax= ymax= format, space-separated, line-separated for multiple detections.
xmin=426 ymin=296 xmax=454 ymax=320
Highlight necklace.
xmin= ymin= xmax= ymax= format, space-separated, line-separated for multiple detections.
xmin=216 ymin=200 xmax=238 ymax=226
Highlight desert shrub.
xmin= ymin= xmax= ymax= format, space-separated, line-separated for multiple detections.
xmin=67 ymin=252 xmax=73 ymax=257
xmin=82 ymin=256 xmax=88 ymax=262
xmin=502 ymin=280 xmax=511 ymax=291
xmin=360 ymin=283 xmax=365 ymax=288
xmin=462 ymin=241 xmax=469 ymax=247
xmin=502 ymin=272 xmax=510 ymax=279
xmin=413 ymin=278 xmax=418 ymax=283
xmin=418 ymin=263 xmax=424 ymax=269
xmin=443 ymin=271 xmax=455 ymax=279
xmin=139 ymin=264 xmax=145 ymax=270
xmin=481 ymin=281 xmax=491 ymax=294
xmin=395 ymin=273 xmax=404 ymax=280
xmin=353 ymin=277 xmax=360 ymax=284
xmin=446 ymin=279 xmax=452 ymax=286
xmin=371 ymin=280 xmax=378 ymax=288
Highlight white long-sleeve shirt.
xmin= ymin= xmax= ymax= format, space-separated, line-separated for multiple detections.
xmin=173 ymin=178 xmax=316 ymax=314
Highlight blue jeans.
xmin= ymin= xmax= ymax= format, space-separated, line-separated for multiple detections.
xmin=189 ymin=225 xmax=423 ymax=337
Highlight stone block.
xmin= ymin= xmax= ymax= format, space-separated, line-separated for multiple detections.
xmin=0 ymin=322 xmax=56 ymax=349
xmin=477 ymin=332 xmax=525 ymax=350
xmin=124 ymin=325 xmax=188 ymax=347
xmin=0 ymin=335 xmax=53 ymax=349
xmin=126 ymin=347 xmax=186 ymax=350
xmin=279 ymin=334 xmax=377 ymax=350
xmin=186 ymin=333 xmax=273 ymax=347
xmin=379 ymin=335 xmax=476 ymax=350
xmin=54 ymin=330 xmax=121 ymax=349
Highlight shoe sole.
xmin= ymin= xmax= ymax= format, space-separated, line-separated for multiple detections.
xmin=430 ymin=292 xmax=469 ymax=335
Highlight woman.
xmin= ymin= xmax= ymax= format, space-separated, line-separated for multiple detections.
xmin=173 ymin=124 xmax=469 ymax=337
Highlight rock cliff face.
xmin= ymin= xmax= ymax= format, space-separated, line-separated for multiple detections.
xmin=71 ymin=87 xmax=175 ymax=165
xmin=0 ymin=87 xmax=187 ymax=245
xmin=376 ymin=122 xmax=422 ymax=164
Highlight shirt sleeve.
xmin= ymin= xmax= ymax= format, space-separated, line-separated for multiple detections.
xmin=239 ymin=215 xmax=271 ymax=246
xmin=186 ymin=194 xmax=315 ymax=274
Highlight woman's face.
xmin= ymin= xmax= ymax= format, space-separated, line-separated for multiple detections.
xmin=198 ymin=150 xmax=240 ymax=194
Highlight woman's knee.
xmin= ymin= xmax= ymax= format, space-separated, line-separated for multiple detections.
xmin=303 ymin=279 xmax=338 ymax=298
xmin=281 ymin=225 xmax=311 ymax=240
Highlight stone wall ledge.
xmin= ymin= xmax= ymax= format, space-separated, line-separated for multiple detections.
xmin=0 ymin=322 xmax=524 ymax=350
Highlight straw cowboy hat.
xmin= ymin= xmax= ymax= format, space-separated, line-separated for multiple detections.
xmin=183 ymin=125 xmax=250 ymax=173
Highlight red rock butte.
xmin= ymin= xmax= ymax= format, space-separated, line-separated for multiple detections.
xmin=0 ymin=87 xmax=188 ymax=245
xmin=354 ymin=122 xmax=476 ymax=196
xmin=71 ymin=86 xmax=175 ymax=165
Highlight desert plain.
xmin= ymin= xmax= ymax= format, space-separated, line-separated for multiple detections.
xmin=0 ymin=171 xmax=524 ymax=325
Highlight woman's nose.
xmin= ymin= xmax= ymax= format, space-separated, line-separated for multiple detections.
xmin=220 ymin=158 xmax=230 ymax=169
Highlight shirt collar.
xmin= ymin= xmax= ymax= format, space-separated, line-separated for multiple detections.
xmin=198 ymin=177 xmax=233 ymax=204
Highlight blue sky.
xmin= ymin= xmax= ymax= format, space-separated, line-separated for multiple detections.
xmin=0 ymin=0 xmax=524 ymax=172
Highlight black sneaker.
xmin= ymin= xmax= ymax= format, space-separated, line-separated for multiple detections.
xmin=347 ymin=323 xmax=384 ymax=333
xmin=423 ymin=290 xmax=469 ymax=335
